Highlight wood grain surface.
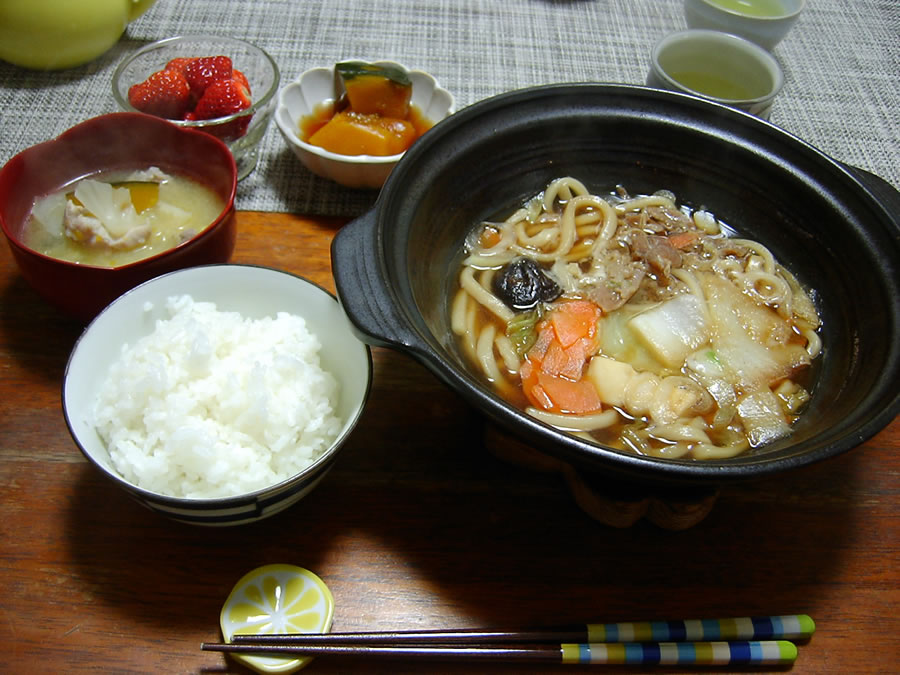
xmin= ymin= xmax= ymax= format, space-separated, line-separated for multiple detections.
xmin=1 ymin=211 xmax=897 ymax=674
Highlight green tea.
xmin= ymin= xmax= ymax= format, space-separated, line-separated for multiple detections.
xmin=669 ymin=70 xmax=765 ymax=100
xmin=707 ymin=0 xmax=787 ymax=17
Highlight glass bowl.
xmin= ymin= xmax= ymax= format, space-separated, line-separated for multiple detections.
xmin=112 ymin=35 xmax=280 ymax=180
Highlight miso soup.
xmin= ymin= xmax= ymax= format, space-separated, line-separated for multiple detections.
xmin=23 ymin=167 xmax=225 ymax=268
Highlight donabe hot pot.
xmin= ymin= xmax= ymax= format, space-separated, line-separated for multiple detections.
xmin=332 ymin=84 xmax=900 ymax=487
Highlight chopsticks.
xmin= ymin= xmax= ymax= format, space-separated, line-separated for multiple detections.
xmin=203 ymin=640 xmax=798 ymax=665
xmin=225 ymin=613 xmax=815 ymax=644
xmin=201 ymin=614 xmax=814 ymax=666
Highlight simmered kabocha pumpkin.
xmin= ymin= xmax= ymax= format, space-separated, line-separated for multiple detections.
xmin=336 ymin=61 xmax=412 ymax=118
xmin=305 ymin=61 xmax=430 ymax=156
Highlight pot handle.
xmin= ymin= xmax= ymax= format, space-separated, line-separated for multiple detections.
xmin=843 ymin=163 xmax=900 ymax=227
xmin=331 ymin=209 xmax=421 ymax=351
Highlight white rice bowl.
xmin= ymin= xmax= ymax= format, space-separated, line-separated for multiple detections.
xmin=93 ymin=295 xmax=343 ymax=499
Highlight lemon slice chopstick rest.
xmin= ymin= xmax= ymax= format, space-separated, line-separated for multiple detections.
xmin=219 ymin=564 xmax=335 ymax=674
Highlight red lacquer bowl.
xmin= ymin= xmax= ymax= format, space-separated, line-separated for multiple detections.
xmin=0 ymin=112 xmax=237 ymax=322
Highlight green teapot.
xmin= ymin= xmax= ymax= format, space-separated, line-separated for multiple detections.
xmin=0 ymin=0 xmax=157 ymax=70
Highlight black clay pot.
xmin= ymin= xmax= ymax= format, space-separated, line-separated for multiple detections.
xmin=332 ymin=83 xmax=900 ymax=487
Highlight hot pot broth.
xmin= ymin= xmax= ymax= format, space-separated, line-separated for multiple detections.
xmin=451 ymin=177 xmax=822 ymax=460
xmin=23 ymin=167 xmax=224 ymax=268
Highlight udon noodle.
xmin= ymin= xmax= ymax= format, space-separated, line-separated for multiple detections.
xmin=452 ymin=177 xmax=822 ymax=460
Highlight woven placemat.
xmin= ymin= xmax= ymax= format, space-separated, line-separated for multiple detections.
xmin=1 ymin=0 xmax=897 ymax=218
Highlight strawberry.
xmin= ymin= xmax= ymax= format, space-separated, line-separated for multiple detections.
xmin=233 ymin=69 xmax=251 ymax=95
xmin=165 ymin=57 xmax=196 ymax=74
xmin=183 ymin=55 xmax=233 ymax=99
xmin=189 ymin=77 xmax=252 ymax=139
xmin=127 ymin=68 xmax=192 ymax=119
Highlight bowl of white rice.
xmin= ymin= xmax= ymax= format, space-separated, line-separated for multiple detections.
xmin=62 ymin=264 xmax=372 ymax=526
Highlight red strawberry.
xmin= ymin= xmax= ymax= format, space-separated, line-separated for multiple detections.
xmin=165 ymin=57 xmax=196 ymax=74
xmin=233 ymin=69 xmax=251 ymax=95
xmin=127 ymin=68 xmax=192 ymax=119
xmin=189 ymin=77 xmax=252 ymax=139
xmin=183 ymin=55 xmax=233 ymax=99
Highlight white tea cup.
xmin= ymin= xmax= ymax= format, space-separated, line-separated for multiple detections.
xmin=684 ymin=0 xmax=806 ymax=51
xmin=647 ymin=29 xmax=784 ymax=119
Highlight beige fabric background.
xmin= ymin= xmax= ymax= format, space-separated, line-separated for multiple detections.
xmin=1 ymin=0 xmax=897 ymax=217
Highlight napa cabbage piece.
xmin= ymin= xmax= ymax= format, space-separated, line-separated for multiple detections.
xmin=627 ymin=293 xmax=709 ymax=369
xmin=736 ymin=389 xmax=792 ymax=447
xmin=702 ymin=275 xmax=810 ymax=393
xmin=597 ymin=307 xmax=662 ymax=374
xmin=685 ymin=348 xmax=739 ymax=430
xmin=29 ymin=191 xmax=67 ymax=236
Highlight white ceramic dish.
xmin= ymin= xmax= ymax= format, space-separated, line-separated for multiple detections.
xmin=275 ymin=60 xmax=455 ymax=189
xmin=63 ymin=264 xmax=372 ymax=526
xmin=683 ymin=0 xmax=806 ymax=51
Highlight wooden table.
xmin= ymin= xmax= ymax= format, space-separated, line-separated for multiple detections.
xmin=2 ymin=211 xmax=898 ymax=674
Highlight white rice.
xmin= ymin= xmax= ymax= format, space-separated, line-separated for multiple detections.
xmin=93 ymin=295 xmax=343 ymax=499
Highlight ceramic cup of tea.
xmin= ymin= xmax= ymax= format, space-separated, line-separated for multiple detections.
xmin=683 ymin=0 xmax=806 ymax=51
xmin=647 ymin=29 xmax=784 ymax=119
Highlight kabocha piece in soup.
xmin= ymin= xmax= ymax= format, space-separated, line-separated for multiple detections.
xmin=302 ymin=61 xmax=434 ymax=156
xmin=451 ymin=177 xmax=823 ymax=460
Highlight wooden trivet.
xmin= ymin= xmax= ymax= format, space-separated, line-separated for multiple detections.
xmin=484 ymin=426 xmax=718 ymax=530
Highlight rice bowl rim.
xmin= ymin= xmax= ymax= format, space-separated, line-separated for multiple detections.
xmin=62 ymin=263 xmax=373 ymax=507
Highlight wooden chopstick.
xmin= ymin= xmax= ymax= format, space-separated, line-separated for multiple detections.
xmin=226 ymin=614 xmax=815 ymax=645
xmin=205 ymin=642 xmax=561 ymax=663
xmin=201 ymin=640 xmax=800 ymax=665
xmin=231 ymin=626 xmax=586 ymax=645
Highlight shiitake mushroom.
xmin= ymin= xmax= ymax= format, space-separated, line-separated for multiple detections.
xmin=493 ymin=258 xmax=561 ymax=310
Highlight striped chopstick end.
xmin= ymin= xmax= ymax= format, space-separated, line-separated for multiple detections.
xmin=586 ymin=614 xmax=815 ymax=642
xmin=561 ymin=640 xmax=798 ymax=666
